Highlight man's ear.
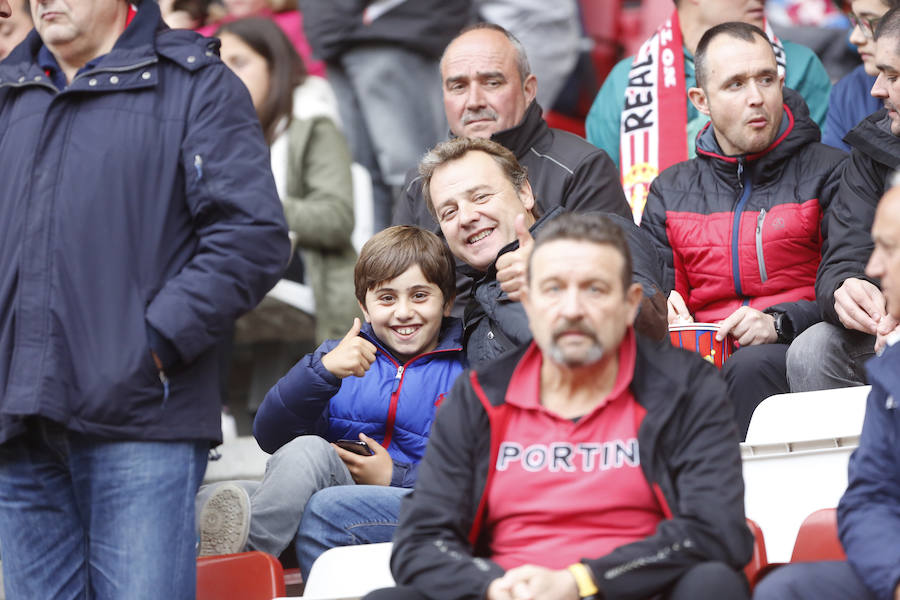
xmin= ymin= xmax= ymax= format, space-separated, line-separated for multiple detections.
xmin=517 ymin=179 xmax=536 ymax=212
xmin=358 ymin=300 xmax=371 ymax=322
xmin=624 ymin=283 xmax=644 ymax=326
xmin=523 ymin=73 xmax=538 ymax=105
xmin=443 ymin=295 xmax=455 ymax=317
xmin=688 ymin=86 xmax=710 ymax=116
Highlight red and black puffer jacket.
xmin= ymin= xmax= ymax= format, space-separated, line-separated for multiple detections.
xmin=641 ymin=88 xmax=846 ymax=325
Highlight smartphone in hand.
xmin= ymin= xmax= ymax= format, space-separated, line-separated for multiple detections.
xmin=335 ymin=439 xmax=374 ymax=456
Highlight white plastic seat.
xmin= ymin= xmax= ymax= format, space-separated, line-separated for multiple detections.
xmin=742 ymin=385 xmax=871 ymax=562
xmin=351 ymin=163 xmax=374 ymax=254
xmin=301 ymin=542 xmax=394 ymax=600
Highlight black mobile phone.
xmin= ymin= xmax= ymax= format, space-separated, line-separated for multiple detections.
xmin=335 ymin=439 xmax=374 ymax=456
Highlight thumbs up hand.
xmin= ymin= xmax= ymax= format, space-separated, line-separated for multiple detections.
xmin=321 ymin=318 xmax=378 ymax=378
xmin=496 ymin=213 xmax=535 ymax=302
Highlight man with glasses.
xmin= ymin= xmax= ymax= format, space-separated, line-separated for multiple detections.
xmin=788 ymin=6 xmax=900 ymax=393
xmin=823 ymin=0 xmax=900 ymax=150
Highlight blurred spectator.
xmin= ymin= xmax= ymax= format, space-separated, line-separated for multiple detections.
xmin=475 ymin=0 xmax=581 ymax=110
xmin=190 ymin=0 xmax=325 ymax=77
xmin=788 ymin=6 xmax=900 ymax=392
xmin=767 ymin=0 xmax=861 ymax=82
xmin=0 ymin=0 xmax=30 ymax=60
xmin=217 ymin=17 xmax=359 ymax=408
xmin=641 ymin=22 xmax=845 ymax=439
xmin=587 ymin=0 xmax=831 ymax=224
xmin=823 ymin=0 xmax=898 ymax=151
xmin=363 ymin=211 xmax=752 ymax=600
xmin=754 ymin=183 xmax=900 ymax=600
xmin=298 ymin=0 xmax=472 ymax=233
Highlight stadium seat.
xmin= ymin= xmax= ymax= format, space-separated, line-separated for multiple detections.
xmin=196 ymin=551 xmax=286 ymax=600
xmin=744 ymin=518 xmax=769 ymax=587
xmin=302 ymin=542 xmax=394 ymax=599
xmin=351 ymin=163 xmax=374 ymax=254
xmin=791 ymin=508 xmax=846 ymax=563
xmin=742 ymin=386 xmax=869 ymax=561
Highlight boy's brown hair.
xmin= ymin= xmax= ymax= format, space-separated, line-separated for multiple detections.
xmin=354 ymin=226 xmax=457 ymax=308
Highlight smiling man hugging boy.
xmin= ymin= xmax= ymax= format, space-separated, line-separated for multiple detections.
xmin=196 ymin=226 xmax=466 ymax=575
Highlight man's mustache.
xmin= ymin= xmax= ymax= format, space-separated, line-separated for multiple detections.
xmin=552 ymin=320 xmax=597 ymax=343
xmin=461 ymin=108 xmax=498 ymax=125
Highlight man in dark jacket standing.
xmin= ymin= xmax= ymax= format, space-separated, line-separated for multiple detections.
xmin=641 ymin=22 xmax=845 ymax=438
xmin=0 ymin=0 xmax=290 ymax=597
xmin=787 ymin=7 xmax=900 ymax=394
xmin=363 ymin=212 xmax=752 ymax=600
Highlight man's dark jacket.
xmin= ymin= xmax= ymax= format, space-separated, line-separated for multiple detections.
xmin=393 ymin=100 xmax=631 ymax=230
xmin=817 ymin=109 xmax=899 ymax=325
xmin=0 ymin=2 xmax=290 ymax=444
xmin=464 ymin=207 xmax=666 ymax=366
xmin=297 ymin=0 xmax=473 ymax=61
xmin=390 ymin=335 xmax=753 ymax=599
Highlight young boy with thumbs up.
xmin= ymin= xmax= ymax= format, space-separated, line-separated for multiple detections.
xmin=195 ymin=226 xmax=466 ymax=565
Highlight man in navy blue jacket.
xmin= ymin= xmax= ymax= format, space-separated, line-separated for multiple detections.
xmin=755 ymin=185 xmax=900 ymax=600
xmin=0 ymin=0 xmax=289 ymax=597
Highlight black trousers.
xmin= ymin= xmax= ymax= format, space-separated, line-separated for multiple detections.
xmin=722 ymin=343 xmax=790 ymax=441
xmin=363 ymin=561 xmax=749 ymax=600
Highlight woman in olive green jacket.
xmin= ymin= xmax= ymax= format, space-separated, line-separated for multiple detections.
xmin=218 ymin=17 xmax=360 ymax=345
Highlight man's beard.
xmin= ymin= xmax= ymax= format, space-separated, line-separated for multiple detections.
xmin=547 ymin=321 xmax=605 ymax=367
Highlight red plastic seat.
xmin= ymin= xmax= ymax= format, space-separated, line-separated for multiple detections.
xmin=744 ymin=518 xmax=769 ymax=587
xmin=197 ymin=551 xmax=286 ymax=600
xmin=790 ymin=508 xmax=846 ymax=562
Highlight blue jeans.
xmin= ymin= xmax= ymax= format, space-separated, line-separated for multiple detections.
xmin=196 ymin=435 xmax=355 ymax=557
xmin=296 ymin=484 xmax=411 ymax=579
xmin=0 ymin=418 xmax=207 ymax=600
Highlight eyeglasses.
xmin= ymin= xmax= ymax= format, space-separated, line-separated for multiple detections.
xmin=849 ymin=13 xmax=883 ymax=40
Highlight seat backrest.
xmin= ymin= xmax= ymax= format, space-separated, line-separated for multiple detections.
xmin=196 ymin=551 xmax=285 ymax=600
xmin=351 ymin=163 xmax=374 ymax=254
xmin=302 ymin=542 xmax=394 ymax=599
xmin=791 ymin=508 xmax=847 ymax=562
xmin=744 ymin=518 xmax=768 ymax=585
xmin=745 ymin=386 xmax=870 ymax=445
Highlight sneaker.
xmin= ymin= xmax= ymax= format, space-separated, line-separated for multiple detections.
xmin=198 ymin=483 xmax=251 ymax=556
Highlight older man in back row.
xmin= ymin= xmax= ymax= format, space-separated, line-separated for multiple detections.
xmin=640 ymin=22 xmax=846 ymax=439
xmin=363 ymin=212 xmax=752 ymax=600
xmin=393 ymin=23 xmax=630 ymax=317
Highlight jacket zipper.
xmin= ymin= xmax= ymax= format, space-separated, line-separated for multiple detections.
xmin=756 ymin=208 xmax=768 ymax=283
xmin=730 ymin=159 xmax=752 ymax=298
xmin=373 ymin=344 xmax=463 ymax=450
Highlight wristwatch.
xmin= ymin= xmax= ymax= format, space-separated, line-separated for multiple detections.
xmin=567 ymin=563 xmax=603 ymax=600
xmin=772 ymin=311 xmax=794 ymax=345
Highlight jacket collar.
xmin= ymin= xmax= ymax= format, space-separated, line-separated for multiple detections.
xmin=489 ymin=100 xmax=547 ymax=159
xmin=0 ymin=2 xmax=218 ymax=93
xmin=845 ymin=109 xmax=900 ymax=170
xmin=693 ymin=87 xmax=820 ymax=185
xmin=866 ymin=337 xmax=900 ymax=399
xmin=446 ymin=100 xmax=547 ymax=160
